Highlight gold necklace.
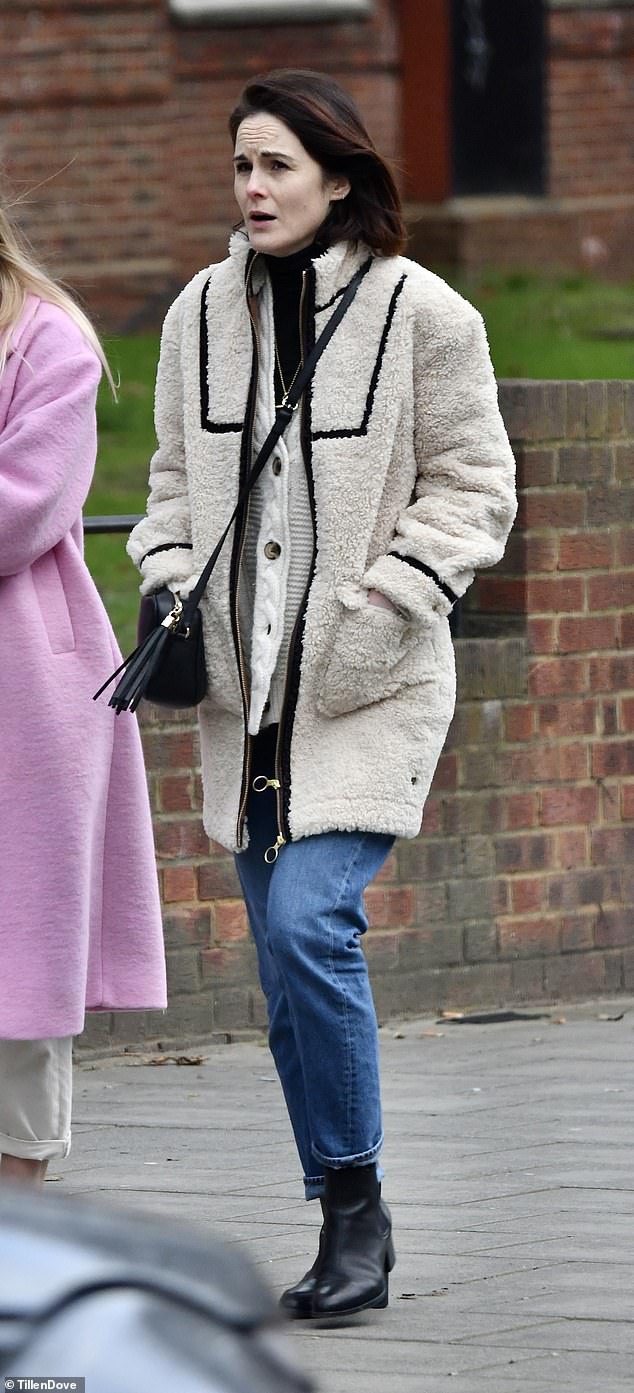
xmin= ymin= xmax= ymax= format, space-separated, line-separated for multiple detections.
xmin=274 ymin=339 xmax=302 ymax=409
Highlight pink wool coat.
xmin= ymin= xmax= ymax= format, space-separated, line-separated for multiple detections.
xmin=0 ymin=295 xmax=167 ymax=1039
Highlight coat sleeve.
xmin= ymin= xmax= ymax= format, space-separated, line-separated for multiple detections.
xmin=361 ymin=303 xmax=517 ymax=625
xmin=127 ymin=294 xmax=199 ymax=598
xmin=0 ymin=307 xmax=101 ymax=577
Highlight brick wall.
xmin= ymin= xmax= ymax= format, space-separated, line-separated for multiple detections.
xmin=2 ymin=0 xmax=398 ymax=329
xmin=549 ymin=5 xmax=634 ymax=202
xmin=5 ymin=2 xmax=634 ymax=325
xmin=78 ymin=378 xmax=634 ymax=1052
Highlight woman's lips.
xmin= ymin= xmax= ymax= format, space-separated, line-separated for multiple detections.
xmin=249 ymin=212 xmax=275 ymax=223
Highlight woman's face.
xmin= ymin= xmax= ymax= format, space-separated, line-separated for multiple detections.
xmin=233 ymin=112 xmax=349 ymax=257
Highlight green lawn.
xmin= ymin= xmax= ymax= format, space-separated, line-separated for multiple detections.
xmin=87 ymin=272 xmax=634 ymax=651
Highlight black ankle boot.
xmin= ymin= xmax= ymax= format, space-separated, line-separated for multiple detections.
xmin=279 ymin=1200 xmax=326 ymax=1318
xmin=308 ymin=1165 xmax=395 ymax=1319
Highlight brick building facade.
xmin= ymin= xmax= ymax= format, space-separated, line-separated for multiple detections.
xmin=2 ymin=1 xmax=633 ymax=330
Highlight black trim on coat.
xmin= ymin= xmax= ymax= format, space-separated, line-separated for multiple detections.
xmin=199 ymin=276 xmax=243 ymax=434
xmin=141 ymin=541 xmax=193 ymax=565
xmin=397 ymin=555 xmax=459 ymax=608
xmin=311 ymin=275 xmax=407 ymax=440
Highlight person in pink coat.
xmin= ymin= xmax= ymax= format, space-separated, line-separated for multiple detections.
xmin=0 ymin=204 xmax=167 ymax=1186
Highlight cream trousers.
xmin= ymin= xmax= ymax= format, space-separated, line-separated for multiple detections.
xmin=0 ymin=1036 xmax=72 ymax=1160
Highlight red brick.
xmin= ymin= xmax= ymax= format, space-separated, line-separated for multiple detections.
xmin=538 ymin=700 xmax=596 ymax=737
xmin=592 ymin=826 xmax=634 ymax=865
xmin=477 ymin=578 xmax=527 ymax=613
xmin=557 ymin=829 xmax=588 ymax=869
xmin=214 ymin=900 xmax=249 ymax=944
xmin=588 ymin=570 xmax=634 ymax=610
xmin=517 ymin=491 xmax=585 ymax=530
xmin=540 ymin=785 xmax=599 ymax=827
xmin=617 ymin=529 xmax=634 ymax=567
xmin=589 ymin=654 xmax=634 ymax=692
xmin=622 ymin=785 xmax=634 ymax=820
xmin=504 ymin=705 xmax=536 ymax=742
xmin=558 ymin=615 xmax=618 ymax=653
xmin=528 ymin=658 xmax=588 ymax=696
xmin=498 ymin=917 xmax=560 ymax=958
xmin=154 ymin=818 xmax=210 ymax=860
xmin=197 ymin=860 xmax=241 ymax=900
xmin=162 ymin=865 xmax=198 ymax=903
xmin=141 ymin=729 xmax=197 ymax=772
xmin=592 ymin=741 xmax=634 ymax=778
xmin=526 ymin=576 xmax=585 ymax=613
xmin=594 ymin=909 xmax=632 ymax=949
xmin=495 ymin=835 xmax=556 ymax=874
xmin=432 ymin=753 xmax=458 ymax=791
xmin=558 ymin=531 xmax=614 ymax=571
xmin=559 ymin=744 xmax=591 ymax=781
xmin=365 ymin=886 xmax=415 ymax=929
xmin=561 ymin=914 xmax=595 ymax=953
xmin=509 ymin=877 xmax=544 ymax=913
xmin=527 ymin=619 xmax=556 ymax=654
xmin=505 ymin=793 xmax=540 ymax=830
xmin=161 ymin=905 xmax=212 ymax=949
xmin=159 ymin=774 xmax=194 ymax=813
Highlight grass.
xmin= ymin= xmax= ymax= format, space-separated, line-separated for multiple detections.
xmin=87 ymin=271 xmax=634 ymax=650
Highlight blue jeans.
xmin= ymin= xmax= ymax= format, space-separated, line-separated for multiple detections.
xmin=235 ymin=726 xmax=394 ymax=1200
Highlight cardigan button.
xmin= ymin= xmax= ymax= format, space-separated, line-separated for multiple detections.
xmin=264 ymin=540 xmax=281 ymax=560
xmin=272 ymin=457 xmax=282 ymax=476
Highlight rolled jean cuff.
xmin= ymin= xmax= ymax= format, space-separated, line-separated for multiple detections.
xmin=0 ymin=1129 xmax=71 ymax=1161
xmin=304 ymin=1173 xmax=326 ymax=1201
xmin=311 ymin=1134 xmax=384 ymax=1169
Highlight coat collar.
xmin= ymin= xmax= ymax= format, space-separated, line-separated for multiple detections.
xmin=228 ymin=230 xmax=373 ymax=309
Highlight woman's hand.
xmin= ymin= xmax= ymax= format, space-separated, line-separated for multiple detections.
xmin=366 ymin=588 xmax=397 ymax=613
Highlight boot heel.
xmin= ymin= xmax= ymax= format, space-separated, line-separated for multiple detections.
xmin=385 ymin=1235 xmax=396 ymax=1272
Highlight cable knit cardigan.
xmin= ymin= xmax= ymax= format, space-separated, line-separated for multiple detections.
xmin=128 ymin=235 xmax=516 ymax=855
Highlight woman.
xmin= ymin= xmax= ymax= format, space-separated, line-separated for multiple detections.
xmin=0 ymin=204 xmax=167 ymax=1185
xmin=129 ymin=69 xmax=516 ymax=1318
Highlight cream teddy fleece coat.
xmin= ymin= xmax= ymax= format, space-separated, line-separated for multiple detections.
xmin=128 ymin=236 xmax=516 ymax=855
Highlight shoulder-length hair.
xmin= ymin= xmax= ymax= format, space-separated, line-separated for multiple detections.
xmin=0 ymin=198 xmax=114 ymax=390
xmin=229 ymin=69 xmax=407 ymax=258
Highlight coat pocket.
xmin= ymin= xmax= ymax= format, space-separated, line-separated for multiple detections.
xmin=31 ymin=549 xmax=76 ymax=654
xmin=317 ymin=588 xmax=429 ymax=719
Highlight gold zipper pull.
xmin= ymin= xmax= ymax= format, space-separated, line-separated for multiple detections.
xmin=264 ymin=835 xmax=286 ymax=864
xmin=252 ymin=775 xmax=281 ymax=793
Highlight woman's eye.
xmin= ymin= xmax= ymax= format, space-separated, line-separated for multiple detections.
xmin=271 ymin=161 xmax=288 ymax=171
xmin=235 ymin=162 xmax=250 ymax=175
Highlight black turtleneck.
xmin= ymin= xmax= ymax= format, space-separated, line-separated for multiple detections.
xmin=264 ymin=242 xmax=321 ymax=406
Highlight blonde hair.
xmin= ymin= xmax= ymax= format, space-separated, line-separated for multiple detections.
xmin=0 ymin=203 xmax=115 ymax=392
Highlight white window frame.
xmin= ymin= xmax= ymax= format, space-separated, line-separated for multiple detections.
xmin=169 ymin=0 xmax=374 ymax=24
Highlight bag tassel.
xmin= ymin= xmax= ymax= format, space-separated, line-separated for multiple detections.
xmin=93 ymin=624 xmax=173 ymax=714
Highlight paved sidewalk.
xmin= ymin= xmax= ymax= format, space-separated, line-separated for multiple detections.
xmin=59 ymin=1000 xmax=634 ymax=1393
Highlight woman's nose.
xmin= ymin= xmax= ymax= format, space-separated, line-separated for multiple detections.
xmin=247 ymin=168 xmax=267 ymax=198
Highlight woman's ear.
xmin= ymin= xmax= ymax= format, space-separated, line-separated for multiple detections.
xmin=330 ymin=176 xmax=351 ymax=202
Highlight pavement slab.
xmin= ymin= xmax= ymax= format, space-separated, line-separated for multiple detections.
xmin=46 ymin=999 xmax=634 ymax=1392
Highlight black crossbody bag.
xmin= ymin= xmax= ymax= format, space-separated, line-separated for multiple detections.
xmin=95 ymin=261 xmax=369 ymax=715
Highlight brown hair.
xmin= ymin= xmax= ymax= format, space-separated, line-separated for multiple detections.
xmin=229 ymin=69 xmax=407 ymax=257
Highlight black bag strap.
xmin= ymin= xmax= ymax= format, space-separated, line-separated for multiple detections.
xmin=182 ymin=258 xmax=370 ymax=622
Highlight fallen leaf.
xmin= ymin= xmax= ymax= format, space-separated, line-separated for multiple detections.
xmin=392 ymin=1031 xmax=405 ymax=1039
xmin=145 ymin=1054 xmax=206 ymax=1066
xmin=420 ymin=1030 xmax=445 ymax=1038
xmin=439 ymin=1010 xmax=465 ymax=1020
xmin=397 ymin=1292 xmax=417 ymax=1300
xmin=551 ymin=1017 xmax=567 ymax=1025
xmin=597 ymin=1012 xmax=625 ymax=1021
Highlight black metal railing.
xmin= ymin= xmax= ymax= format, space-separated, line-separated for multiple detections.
xmin=84 ymin=515 xmax=142 ymax=535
